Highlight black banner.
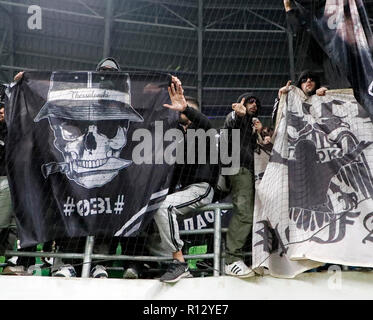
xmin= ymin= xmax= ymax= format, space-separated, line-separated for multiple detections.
xmin=294 ymin=0 xmax=373 ymax=118
xmin=5 ymin=71 xmax=179 ymax=247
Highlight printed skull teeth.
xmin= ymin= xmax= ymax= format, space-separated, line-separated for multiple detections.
xmin=49 ymin=122 xmax=131 ymax=188
xmin=76 ymin=158 xmax=108 ymax=169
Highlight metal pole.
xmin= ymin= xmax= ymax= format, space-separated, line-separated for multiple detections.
xmin=3 ymin=250 xmax=215 ymax=261
xmin=8 ymin=6 xmax=14 ymax=80
xmin=0 ymin=29 xmax=7 ymax=55
xmin=205 ymin=29 xmax=285 ymax=33
xmin=213 ymin=207 xmax=222 ymax=276
xmin=81 ymin=236 xmax=95 ymax=278
xmin=197 ymin=0 xmax=203 ymax=108
xmin=103 ymin=0 xmax=114 ymax=58
xmin=3 ymin=204 xmax=234 ymax=275
xmin=287 ymin=23 xmax=295 ymax=81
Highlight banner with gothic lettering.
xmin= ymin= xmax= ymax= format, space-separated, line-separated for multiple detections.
xmin=6 ymin=71 xmax=179 ymax=247
xmin=252 ymin=87 xmax=373 ymax=278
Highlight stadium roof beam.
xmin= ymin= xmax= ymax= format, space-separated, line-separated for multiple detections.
xmin=140 ymin=0 xmax=198 ymax=8
xmin=77 ymin=0 xmax=101 ymax=17
xmin=136 ymin=0 xmax=284 ymax=10
xmin=246 ymin=9 xmax=286 ymax=31
xmin=159 ymin=3 xmax=197 ymax=29
xmin=13 ymin=51 xmax=97 ymax=66
xmin=10 ymin=30 xmax=196 ymax=58
xmin=0 ymin=56 xmax=196 ymax=75
xmin=113 ymin=3 xmax=153 ymax=19
xmin=205 ymin=28 xmax=285 ymax=33
xmin=205 ymin=9 xmax=243 ymax=29
xmin=204 ymin=1 xmax=284 ymax=10
xmin=0 ymin=2 xmax=9 ymax=13
xmin=0 ymin=1 xmax=285 ymax=34
xmin=204 ymin=7 xmax=287 ymax=34
xmin=0 ymin=65 xmax=35 ymax=71
xmin=0 ymin=1 xmax=104 ymax=20
xmin=0 ymin=25 xmax=195 ymax=50
xmin=0 ymin=1 xmax=195 ymax=31
xmin=114 ymin=17 xmax=194 ymax=31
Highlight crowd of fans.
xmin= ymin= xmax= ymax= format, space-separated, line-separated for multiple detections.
xmin=0 ymin=0 xmax=367 ymax=282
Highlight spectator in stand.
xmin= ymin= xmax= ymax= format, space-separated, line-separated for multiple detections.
xmin=273 ymin=70 xmax=329 ymax=125
xmin=257 ymin=125 xmax=274 ymax=152
xmin=0 ymin=83 xmax=38 ymax=275
xmin=150 ymin=76 xmax=219 ymax=283
xmin=0 ymin=84 xmax=17 ymax=265
xmin=223 ymin=93 xmax=263 ymax=278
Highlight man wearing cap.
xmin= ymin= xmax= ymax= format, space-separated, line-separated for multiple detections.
xmin=279 ymin=70 xmax=328 ymax=99
xmin=222 ymin=93 xmax=263 ymax=278
xmin=12 ymin=57 xmax=121 ymax=82
xmin=273 ymin=70 xmax=329 ymax=124
xmin=96 ymin=57 xmax=121 ymax=72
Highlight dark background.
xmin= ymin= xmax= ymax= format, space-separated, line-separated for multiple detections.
xmin=1 ymin=0 xmax=373 ymax=128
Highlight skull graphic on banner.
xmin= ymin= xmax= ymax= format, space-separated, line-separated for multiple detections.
xmin=34 ymin=72 xmax=143 ymax=189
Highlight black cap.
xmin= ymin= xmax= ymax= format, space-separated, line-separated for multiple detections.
xmin=236 ymin=92 xmax=261 ymax=116
xmin=96 ymin=57 xmax=121 ymax=72
xmin=34 ymin=72 xmax=143 ymax=123
xmin=296 ymin=70 xmax=321 ymax=92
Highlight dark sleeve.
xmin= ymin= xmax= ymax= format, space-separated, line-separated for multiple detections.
xmin=0 ymin=124 xmax=7 ymax=176
xmin=223 ymin=111 xmax=244 ymax=129
xmin=286 ymin=7 xmax=310 ymax=34
xmin=259 ymin=142 xmax=273 ymax=153
xmin=182 ymin=105 xmax=212 ymax=130
xmin=0 ymin=84 xmax=6 ymax=101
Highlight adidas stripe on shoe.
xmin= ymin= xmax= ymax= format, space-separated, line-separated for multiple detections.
xmin=91 ymin=265 xmax=108 ymax=278
xmin=225 ymin=260 xmax=255 ymax=278
xmin=53 ymin=264 xmax=77 ymax=278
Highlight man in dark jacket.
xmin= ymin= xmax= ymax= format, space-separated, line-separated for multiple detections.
xmin=152 ymin=76 xmax=219 ymax=283
xmin=0 ymin=84 xmax=16 ymax=253
xmin=0 ymin=84 xmax=19 ymax=272
xmin=272 ymin=70 xmax=329 ymax=125
xmin=223 ymin=93 xmax=263 ymax=278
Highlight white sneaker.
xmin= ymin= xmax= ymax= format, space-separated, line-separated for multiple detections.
xmin=6 ymin=256 xmax=19 ymax=266
xmin=225 ymin=260 xmax=255 ymax=278
xmin=53 ymin=264 xmax=77 ymax=277
xmin=91 ymin=265 xmax=108 ymax=278
xmin=123 ymin=267 xmax=139 ymax=279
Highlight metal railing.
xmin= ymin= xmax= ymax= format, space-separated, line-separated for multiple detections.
xmin=3 ymin=203 xmax=234 ymax=278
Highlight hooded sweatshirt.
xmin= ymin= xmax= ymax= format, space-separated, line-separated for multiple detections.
xmin=223 ymin=93 xmax=261 ymax=173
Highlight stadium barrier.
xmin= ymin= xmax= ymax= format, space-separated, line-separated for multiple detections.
xmin=3 ymin=203 xmax=237 ymax=278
